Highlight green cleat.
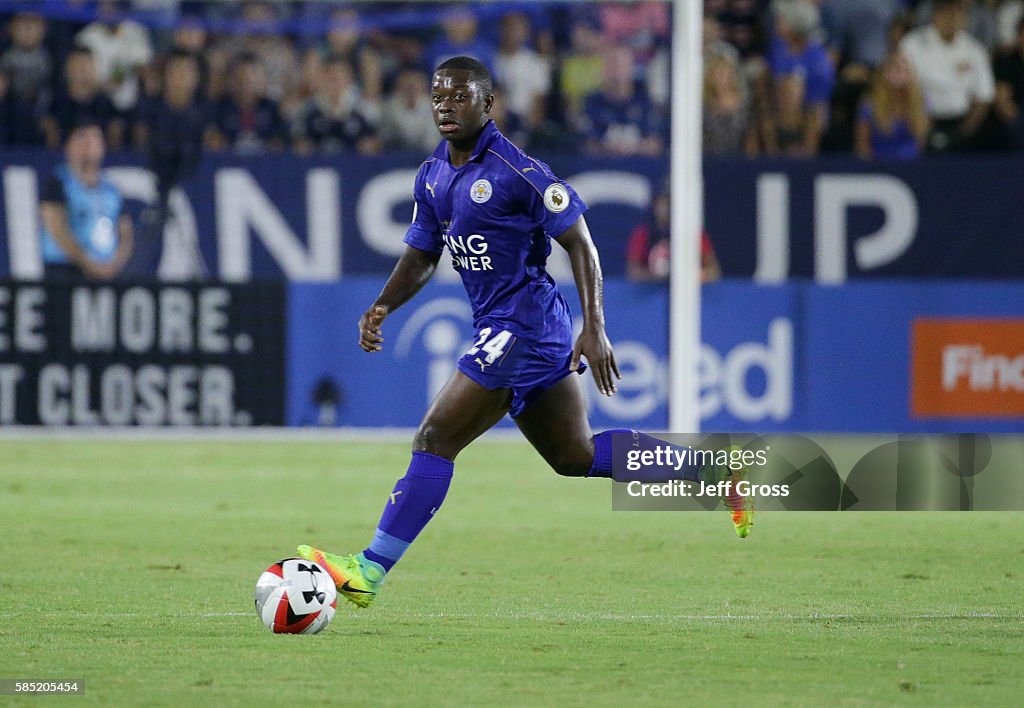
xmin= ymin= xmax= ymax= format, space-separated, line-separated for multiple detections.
xmin=296 ymin=545 xmax=385 ymax=608
xmin=701 ymin=446 xmax=755 ymax=538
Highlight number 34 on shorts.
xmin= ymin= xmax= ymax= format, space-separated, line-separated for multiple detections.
xmin=466 ymin=327 xmax=516 ymax=372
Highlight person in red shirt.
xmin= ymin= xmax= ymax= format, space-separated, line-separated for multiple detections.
xmin=626 ymin=182 xmax=722 ymax=282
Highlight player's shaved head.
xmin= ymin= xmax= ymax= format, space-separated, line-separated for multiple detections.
xmin=435 ymin=56 xmax=493 ymax=94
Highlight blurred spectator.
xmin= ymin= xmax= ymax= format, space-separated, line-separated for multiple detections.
xmin=379 ymin=68 xmax=437 ymax=151
xmin=704 ymin=11 xmax=741 ymax=65
xmin=423 ymin=7 xmax=495 ymax=73
xmin=854 ymin=53 xmax=930 ymax=159
xmin=207 ymin=1 xmax=299 ymax=104
xmin=1 ymin=12 xmax=51 ymax=145
xmin=75 ymin=0 xmax=154 ymax=113
xmin=997 ymin=1 xmax=1024 ymax=49
xmin=915 ymin=0 xmax=1000 ymax=51
xmin=626 ymin=183 xmax=721 ymax=283
xmin=599 ymin=2 xmax=669 ymax=64
xmin=281 ymin=47 xmax=323 ymax=121
xmin=560 ymin=17 xmax=605 ymax=132
xmin=323 ymin=8 xmax=384 ymax=117
xmin=493 ymin=12 xmax=551 ymax=129
xmin=707 ymin=0 xmax=771 ymax=59
xmin=168 ymin=15 xmax=211 ymax=94
xmin=993 ymin=16 xmax=1024 ymax=147
xmin=768 ymin=0 xmax=836 ymax=155
xmin=207 ymin=54 xmax=285 ymax=153
xmin=582 ymin=47 xmax=665 ymax=156
xmin=703 ymin=53 xmax=759 ymax=155
xmin=43 ymin=47 xmax=123 ymax=150
xmin=39 ymin=123 xmax=133 ymax=282
xmin=900 ymin=0 xmax=995 ymax=152
xmin=821 ymin=0 xmax=901 ymax=69
xmin=135 ymin=51 xmax=209 ymax=201
xmin=291 ymin=54 xmax=378 ymax=155
xmin=767 ymin=73 xmax=812 ymax=155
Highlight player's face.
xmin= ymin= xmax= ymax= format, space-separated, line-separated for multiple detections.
xmin=431 ymin=69 xmax=492 ymax=144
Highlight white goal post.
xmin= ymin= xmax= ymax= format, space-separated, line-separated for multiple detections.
xmin=669 ymin=0 xmax=704 ymax=433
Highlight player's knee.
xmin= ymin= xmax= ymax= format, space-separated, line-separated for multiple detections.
xmin=412 ymin=423 xmax=456 ymax=459
xmin=549 ymin=454 xmax=591 ymax=478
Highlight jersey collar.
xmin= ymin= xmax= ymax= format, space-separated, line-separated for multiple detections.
xmin=433 ymin=120 xmax=500 ymax=166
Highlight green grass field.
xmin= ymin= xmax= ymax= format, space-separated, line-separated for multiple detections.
xmin=1 ymin=438 xmax=1022 ymax=706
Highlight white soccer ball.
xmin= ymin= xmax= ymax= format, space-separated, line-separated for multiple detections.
xmin=254 ymin=558 xmax=337 ymax=634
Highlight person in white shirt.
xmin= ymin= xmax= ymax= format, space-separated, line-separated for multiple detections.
xmin=493 ymin=12 xmax=551 ymax=129
xmin=899 ymin=0 xmax=995 ymax=151
xmin=75 ymin=4 xmax=153 ymax=113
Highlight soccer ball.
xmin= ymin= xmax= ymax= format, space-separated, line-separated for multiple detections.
xmin=254 ymin=558 xmax=337 ymax=634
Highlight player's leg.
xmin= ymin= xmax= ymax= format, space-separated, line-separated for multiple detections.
xmin=514 ymin=374 xmax=753 ymax=537
xmin=513 ymin=373 xmax=702 ymax=481
xmin=300 ymin=371 xmax=511 ymax=606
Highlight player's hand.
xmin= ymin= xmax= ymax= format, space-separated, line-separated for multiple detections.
xmin=571 ymin=325 xmax=620 ymax=396
xmin=358 ymin=305 xmax=389 ymax=352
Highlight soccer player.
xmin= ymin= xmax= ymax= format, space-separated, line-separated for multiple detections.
xmin=298 ymin=57 xmax=752 ymax=608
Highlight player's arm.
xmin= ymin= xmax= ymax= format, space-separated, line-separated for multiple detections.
xmin=359 ymin=245 xmax=441 ymax=352
xmin=39 ymin=186 xmax=106 ymax=279
xmin=555 ymin=216 xmax=620 ymax=396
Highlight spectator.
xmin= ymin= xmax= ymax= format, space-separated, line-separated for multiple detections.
xmin=821 ymin=0 xmax=901 ymax=69
xmin=560 ymin=17 xmax=605 ymax=132
xmin=211 ymin=1 xmax=300 ymax=103
xmin=854 ymin=53 xmax=930 ymax=159
xmin=993 ymin=17 xmax=1024 ymax=147
xmin=915 ymin=0 xmax=1000 ymax=52
xmin=207 ymin=54 xmax=286 ymax=154
xmin=704 ymin=53 xmax=759 ymax=155
xmin=39 ymin=122 xmax=133 ymax=282
xmin=768 ymin=0 xmax=836 ymax=156
xmin=708 ymin=0 xmax=771 ymax=60
xmin=997 ymin=1 xmax=1023 ymax=49
xmin=704 ymin=11 xmax=741 ymax=66
xmin=1 ymin=12 xmax=51 ymax=146
xmin=135 ymin=51 xmax=209 ymax=204
xmin=900 ymin=0 xmax=995 ymax=152
xmin=75 ymin=0 xmax=154 ymax=113
xmin=43 ymin=48 xmax=123 ymax=150
xmin=168 ymin=15 xmax=212 ymax=95
xmin=291 ymin=55 xmax=378 ymax=155
xmin=379 ymin=68 xmax=437 ymax=151
xmin=768 ymin=73 xmax=812 ymax=155
xmin=323 ymin=8 xmax=384 ymax=117
xmin=423 ymin=7 xmax=495 ymax=73
xmin=626 ymin=183 xmax=721 ymax=283
xmin=581 ymin=47 xmax=665 ymax=156
xmin=493 ymin=12 xmax=551 ymax=129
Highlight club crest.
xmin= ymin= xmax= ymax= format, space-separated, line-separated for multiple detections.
xmin=470 ymin=179 xmax=493 ymax=204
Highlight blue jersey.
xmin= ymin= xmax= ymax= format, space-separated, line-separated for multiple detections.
xmin=40 ymin=165 xmax=123 ymax=264
xmin=403 ymin=120 xmax=587 ymax=354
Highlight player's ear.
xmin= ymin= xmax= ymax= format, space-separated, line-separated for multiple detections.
xmin=483 ymin=92 xmax=494 ymax=115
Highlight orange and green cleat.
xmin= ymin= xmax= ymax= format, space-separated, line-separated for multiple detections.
xmin=701 ymin=445 xmax=755 ymax=538
xmin=296 ymin=545 xmax=385 ymax=608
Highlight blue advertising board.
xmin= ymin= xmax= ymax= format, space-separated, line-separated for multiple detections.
xmin=287 ymin=279 xmax=1024 ymax=433
xmin=1 ymin=149 xmax=1023 ymax=281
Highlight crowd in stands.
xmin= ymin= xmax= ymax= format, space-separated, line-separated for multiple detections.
xmin=0 ymin=0 xmax=1022 ymax=162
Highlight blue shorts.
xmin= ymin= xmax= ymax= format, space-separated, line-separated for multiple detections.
xmin=455 ymin=327 xmax=586 ymax=418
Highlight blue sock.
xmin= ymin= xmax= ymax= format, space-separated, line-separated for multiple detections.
xmin=362 ymin=451 xmax=453 ymax=572
xmin=587 ymin=429 xmax=701 ymax=482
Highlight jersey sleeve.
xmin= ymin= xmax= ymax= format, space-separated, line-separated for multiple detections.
xmin=402 ymin=161 xmax=445 ymax=255
xmin=516 ymin=160 xmax=588 ymax=239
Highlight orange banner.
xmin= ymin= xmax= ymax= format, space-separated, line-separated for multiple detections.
xmin=911 ymin=319 xmax=1024 ymax=418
